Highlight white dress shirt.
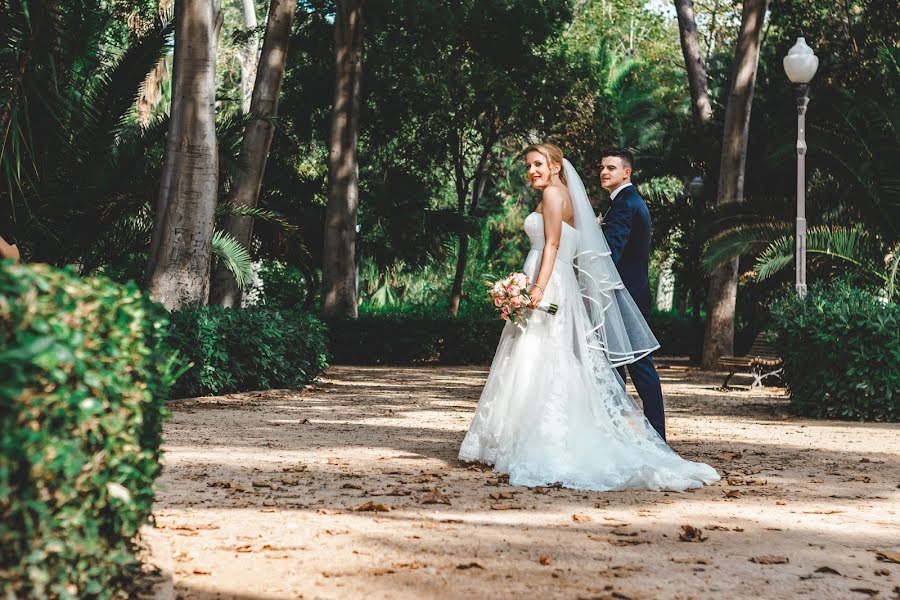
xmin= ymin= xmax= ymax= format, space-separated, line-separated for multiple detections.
xmin=609 ymin=182 xmax=633 ymax=201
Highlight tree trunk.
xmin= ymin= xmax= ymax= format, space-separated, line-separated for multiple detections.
xmin=322 ymin=0 xmax=363 ymax=320
xmin=239 ymin=0 xmax=259 ymax=114
xmin=209 ymin=0 xmax=297 ymax=307
xmin=448 ymin=234 xmax=469 ymax=317
xmin=448 ymin=139 xmax=491 ymax=317
xmin=701 ymin=0 xmax=769 ymax=368
xmin=674 ymin=0 xmax=713 ymax=125
xmin=145 ymin=0 xmax=223 ymax=311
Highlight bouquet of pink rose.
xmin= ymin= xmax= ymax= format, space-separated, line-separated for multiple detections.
xmin=486 ymin=272 xmax=558 ymax=323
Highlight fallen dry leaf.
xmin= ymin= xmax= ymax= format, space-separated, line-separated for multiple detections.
xmin=539 ymin=555 xmax=552 ymax=566
xmin=420 ymin=488 xmax=451 ymax=505
xmin=750 ymin=555 xmax=789 ymax=565
xmin=671 ymin=557 xmax=709 ymax=565
xmin=679 ymin=525 xmax=707 ymax=542
xmin=490 ymin=503 xmax=522 ymax=510
xmin=724 ymin=489 xmax=742 ymax=499
xmin=876 ymin=550 xmax=900 ymax=564
xmin=572 ymin=514 xmax=592 ymax=522
xmin=192 ymin=568 xmax=212 ymax=575
xmin=814 ymin=566 xmax=841 ymax=575
xmin=385 ymin=487 xmax=411 ymax=496
xmin=354 ymin=501 xmax=390 ymax=512
xmin=489 ymin=491 xmax=514 ymax=501
xmin=456 ymin=562 xmax=484 ymax=570
xmin=849 ymin=588 xmax=879 ymax=597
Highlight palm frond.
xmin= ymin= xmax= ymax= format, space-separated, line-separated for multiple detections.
xmin=754 ymin=226 xmax=885 ymax=282
xmin=701 ymin=220 xmax=792 ymax=273
xmin=215 ymin=202 xmax=299 ymax=233
xmin=211 ymin=230 xmax=254 ymax=290
xmin=79 ymin=20 xmax=174 ymax=154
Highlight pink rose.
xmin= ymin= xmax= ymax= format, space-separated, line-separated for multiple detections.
xmin=507 ymin=285 xmax=520 ymax=297
xmin=494 ymin=298 xmax=503 ymax=307
xmin=512 ymin=296 xmax=523 ymax=308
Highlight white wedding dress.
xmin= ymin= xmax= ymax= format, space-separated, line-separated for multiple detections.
xmin=459 ymin=210 xmax=720 ymax=491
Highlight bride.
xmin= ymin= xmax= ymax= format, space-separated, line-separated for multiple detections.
xmin=459 ymin=143 xmax=720 ymax=492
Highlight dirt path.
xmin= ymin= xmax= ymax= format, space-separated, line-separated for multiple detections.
xmin=150 ymin=364 xmax=899 ymax=600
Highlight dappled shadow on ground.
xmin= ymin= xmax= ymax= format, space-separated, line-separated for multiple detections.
xmin=156 ymin=365 xmax=900 ymax=600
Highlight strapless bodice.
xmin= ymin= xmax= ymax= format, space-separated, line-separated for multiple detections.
xmin=524 ymin=211 xmax=578 ymax=261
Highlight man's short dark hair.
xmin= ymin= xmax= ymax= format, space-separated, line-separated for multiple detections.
xmin=600 ymin=148 xmax=634 ymax=169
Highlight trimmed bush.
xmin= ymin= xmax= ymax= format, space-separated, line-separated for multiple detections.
xmin=330 ymin=310 xmax=705 ymax=365
xmin=167 ymin=306 xmax=329 ymax=397
xmin=0 ymin=263 xmax=177 ymax=599
xmin=770 ymin=283 xmax=899 ymax=421
xmin=329 ymin=315 xmax=503 ymax=365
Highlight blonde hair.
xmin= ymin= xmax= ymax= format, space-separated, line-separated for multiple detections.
xmin=524 ymin=143 xmax=567 ymax=184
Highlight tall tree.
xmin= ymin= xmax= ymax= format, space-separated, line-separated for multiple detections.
xmin=146 ymin=0 xmax=223 ymax=310
xmin=321 ymin=0 xmax=364 ymax=319
xmin=209 ymin=0 xmax=298 ymax=306
xmin=701 ymin=0 xmax=769 ymax=368
xmin=239 ymin=0 xmax=259 ymax=114
xmin=674 ymin=0 xmax=713 ymax=125
xmin=362 ymin=1 xmax=570 ymax=317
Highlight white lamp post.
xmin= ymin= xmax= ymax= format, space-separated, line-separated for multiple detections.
xmin=783 ymin=37 xmax=819 ymax=297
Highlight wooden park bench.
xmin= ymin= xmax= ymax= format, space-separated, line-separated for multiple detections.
xmin=718 ymin=332 xmax=784 ymax=389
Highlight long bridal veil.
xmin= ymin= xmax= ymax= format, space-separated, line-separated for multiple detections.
xmin=565 ymin=158 xmax=660 ymax=368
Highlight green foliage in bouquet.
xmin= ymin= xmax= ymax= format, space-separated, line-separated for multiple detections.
xmin=0 ymin=263 xmax=179 ymax=599
xmin=167 ymin=306 xmax=330 ymax=397
xmin=769 ymin=282 xmax=899 ymax=421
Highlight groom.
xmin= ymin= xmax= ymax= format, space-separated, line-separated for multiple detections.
xmin=599 ymin=148 xmax=666 ymax=441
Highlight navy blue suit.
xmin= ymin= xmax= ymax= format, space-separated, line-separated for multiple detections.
xmin=602 ymin=184 xmax=666 ymax=441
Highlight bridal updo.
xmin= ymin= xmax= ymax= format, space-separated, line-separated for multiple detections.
xmin=524 ymin=143 xmax=567 ymax=185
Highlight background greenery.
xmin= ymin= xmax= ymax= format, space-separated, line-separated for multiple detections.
xmin=1 ymin=1 xmax=896 ymax=396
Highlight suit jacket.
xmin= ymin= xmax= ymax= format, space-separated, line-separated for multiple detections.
xmin=602 ymin=184 xmax=652 ymax=316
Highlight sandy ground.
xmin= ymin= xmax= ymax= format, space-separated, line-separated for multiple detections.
xmin=149 ymin=363 xmax=900 ymax=600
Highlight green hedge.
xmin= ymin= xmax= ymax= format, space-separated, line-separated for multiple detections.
xmin=329 ymin=316 xmax=503 ymax=364
xmin=770 ymin=283 xmax=899 ymax=421
xmin=329 ymin=310 xmax=704 ymax=365
xmin=0 ymin=263 xmax=177 ymax=598
xmin=167 ymin=306 xmax=330 ymax=397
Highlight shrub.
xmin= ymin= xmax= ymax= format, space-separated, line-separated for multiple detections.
xmin=331 ymin=309 xmax=707 ymax=365
xmin=329 ymin=316 xmax=503 ymax=365
xmin=770 ymin=283 xmax=899 ymax=421
xmin=0 ymin=263 xmax=177 ymax=599
xmin=167 ymin=306 xmax=330 ymax=397
xmin=259 ymin=261 xmax=315 ymax=309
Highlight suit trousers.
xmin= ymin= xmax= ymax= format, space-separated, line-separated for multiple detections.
xmin=617 ymin=355 xmax=666 ymax=441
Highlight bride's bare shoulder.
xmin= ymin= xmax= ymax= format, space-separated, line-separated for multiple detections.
xmin=540 ymin=183 xmax=569 ymax=207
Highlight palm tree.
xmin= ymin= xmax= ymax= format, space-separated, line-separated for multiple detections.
xmin=0 ymin=0 xmax=173 ymax=265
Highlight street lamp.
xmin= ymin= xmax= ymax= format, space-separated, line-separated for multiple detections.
xmin=783 ymin=37 xmax=819 ymax=297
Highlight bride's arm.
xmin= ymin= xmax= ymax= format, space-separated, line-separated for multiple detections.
xmin=530 ymin=188 xmax=564 ymax=308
